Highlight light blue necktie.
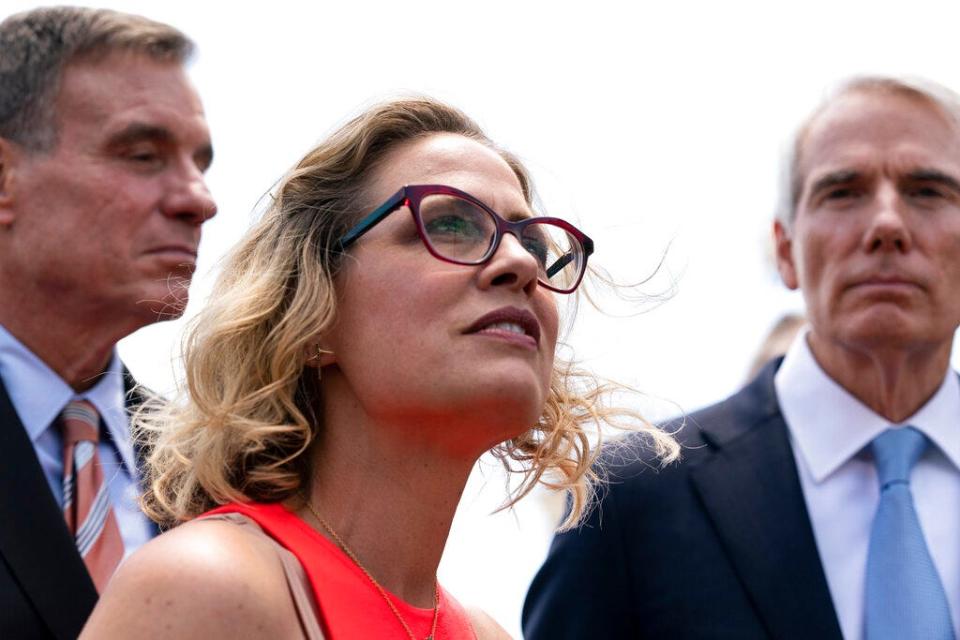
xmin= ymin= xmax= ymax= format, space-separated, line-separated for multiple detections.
xmin=865 ymin=427 xmax=954 ymax=640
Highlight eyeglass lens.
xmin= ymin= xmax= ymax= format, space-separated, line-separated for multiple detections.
xmin=418 ymin=194 xmax=584 ymax=291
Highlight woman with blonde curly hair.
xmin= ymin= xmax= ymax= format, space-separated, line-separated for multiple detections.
xmin=82 ymin=97 xmax=677 ymax=639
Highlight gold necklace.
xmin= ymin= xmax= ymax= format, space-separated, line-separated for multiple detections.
xmin=302 ymin=496 xmax=440 ymax=640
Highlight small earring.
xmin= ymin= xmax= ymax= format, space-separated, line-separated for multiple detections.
xmin=313 ymin=345 xmax=333 ymax=382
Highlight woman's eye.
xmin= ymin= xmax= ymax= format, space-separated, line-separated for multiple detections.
xmin=523 ymin=238 xmax=549 ymax=267
xmin=426 ymin=215 xmax=484 ymax=239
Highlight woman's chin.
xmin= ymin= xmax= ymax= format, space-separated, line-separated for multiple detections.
xmin=451 ymin=390 xmax=545 ymax=443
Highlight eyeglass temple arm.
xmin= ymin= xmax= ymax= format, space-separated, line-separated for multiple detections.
xmin=545 ymin=236 xmax=593 ymax=278
xmin=337 ymin=188 xmax=408 ymax=250
xmin=546 ymin=253 xmax=574 ymax=278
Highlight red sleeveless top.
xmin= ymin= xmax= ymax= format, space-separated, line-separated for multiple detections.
xmin=206 ymin=502 xmax=476 ymax=640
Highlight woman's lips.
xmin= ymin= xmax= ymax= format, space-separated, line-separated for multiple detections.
xmin=464 ymin=306 xmax=541 ymax=349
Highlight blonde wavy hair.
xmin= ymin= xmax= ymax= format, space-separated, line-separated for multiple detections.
xmin=140 ymin=96 xmax=679 ymax=531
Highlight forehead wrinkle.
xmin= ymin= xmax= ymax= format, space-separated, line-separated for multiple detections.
xmin=809 ymin=156 xmax=960 ymax=186
xmin=107 ymin=122 xmax=173 ymax=145
xmin=796 ymin=91 xmax=960 ymax=194
xmin=801 ymin=137 xmax=960 ymax=195
xmin=102 ymin=91 xmax=210 ymax=138
xmin=52 ymin=64 xmax=210 ymax=164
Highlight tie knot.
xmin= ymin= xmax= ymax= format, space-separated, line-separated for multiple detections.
xmin=871 ymin=426 xmax=927 ymax=487
xmin=60 ymin=399 xmax=100 ymax=445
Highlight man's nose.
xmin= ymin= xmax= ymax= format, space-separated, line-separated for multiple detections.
xmin=864 ymin=183 xmax=911 ymax=253
xmin=161 ymin=163 xmax=217 ymax=224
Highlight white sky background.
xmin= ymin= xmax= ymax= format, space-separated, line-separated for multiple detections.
xmin=7 ymin=0 xmax=960 ymax=635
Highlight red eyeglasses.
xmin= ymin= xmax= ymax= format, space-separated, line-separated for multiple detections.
xmin=338 ymin=184 xmax=594 ymax=294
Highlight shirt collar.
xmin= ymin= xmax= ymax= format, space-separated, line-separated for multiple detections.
xmin=909 ymin=369 xmax=960 ymax=472
xmin=774 ymin=328 xmax=960 ymax=482
xmin=0 ymin=323 xmax=137 ymax=476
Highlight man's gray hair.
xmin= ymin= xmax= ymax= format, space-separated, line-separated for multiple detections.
xmin=775 ymin=75 xmax=960 ymax=228
xmin=0 ymin=6 xmax=194 ymax=152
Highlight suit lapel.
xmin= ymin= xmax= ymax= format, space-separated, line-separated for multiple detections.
xmin=688 ymin=362 xmax=843 ymax=640
xmin=0 ymin=378 xmax=97 ymax=639
xmin=122 ymin=368 xmax=160 ymax=537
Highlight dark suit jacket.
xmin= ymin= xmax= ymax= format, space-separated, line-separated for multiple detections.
xmin=0 ymin=371 xmax=152 ymax=639
xmin=523 ymin=359 xmax=844 ymax=640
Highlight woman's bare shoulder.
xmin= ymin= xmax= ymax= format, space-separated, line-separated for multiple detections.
xmin=466 ymin=606 xmax=514 ymax=640
xmin=81 ymin=517 xmax=301 ymax=639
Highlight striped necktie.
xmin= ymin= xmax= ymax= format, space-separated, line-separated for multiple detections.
xmin=865 ymin=426 xmax=954 ymax=639
xmin=60 ymin=400 xmax=124 ymax=593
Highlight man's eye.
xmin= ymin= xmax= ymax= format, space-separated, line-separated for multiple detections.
xmin=122 ymin=146 xmax=162 ymax=165
xmin=825 ymin=187 xmax=859 ymax=199
xmin=908 ymin=186 xmax=945 ymax=199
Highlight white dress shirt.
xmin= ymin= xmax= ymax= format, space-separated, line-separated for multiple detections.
xmin=0 ymin=323 xmax=153 ymax=560
xmin=775 ymin=330 xmax=960 ymax=640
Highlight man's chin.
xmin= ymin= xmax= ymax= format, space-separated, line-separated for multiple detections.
xmin=835 ymin=314 xmax=933 ymax=352
xmin=137 ymin=279 xmax=191 ymax=322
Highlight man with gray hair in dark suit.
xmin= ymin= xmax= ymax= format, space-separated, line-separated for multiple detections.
xmin=0 ymin=7 xmax=216 ymax=638
xmin=524 ymin=76 xmax=960 ymax=639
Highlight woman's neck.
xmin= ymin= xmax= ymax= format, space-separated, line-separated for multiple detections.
xmin=300 ymin=412 xmax=477 ymax=608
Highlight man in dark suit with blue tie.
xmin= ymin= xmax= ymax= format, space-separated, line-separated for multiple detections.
xmin=524 ymin=76 xmax=960 ymax=639
xmin=0 ymin=7 xmax=217 ymax=638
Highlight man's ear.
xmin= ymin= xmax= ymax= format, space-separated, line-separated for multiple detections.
xmin=773 ymin=219 xmax=799 ymax=290
xmin=0 ymin=138 xmax=18 ymax=226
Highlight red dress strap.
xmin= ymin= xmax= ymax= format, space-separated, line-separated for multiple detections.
xmin=205 ymin=502 xmax=475 ymax=640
